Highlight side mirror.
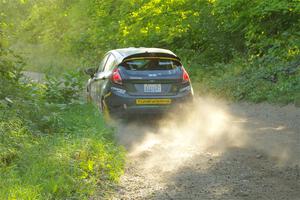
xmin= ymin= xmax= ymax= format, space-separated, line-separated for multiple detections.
xmin=93 ymin=71 xmax=111 ymax=81
xmin=94 ymin=72 xmax=105 ymax=80
xmin=84 ymin=68 xmax=96 ymax=77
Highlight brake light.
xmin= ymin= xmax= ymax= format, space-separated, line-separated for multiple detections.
xmin=111 ymin=68 xmax=122 ymax=85
xmin=182 ymin=67 xmax=190 ymax=83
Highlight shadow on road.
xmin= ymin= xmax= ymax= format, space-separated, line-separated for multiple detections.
xmin=150 ymin=146 xmax=300 ymax=200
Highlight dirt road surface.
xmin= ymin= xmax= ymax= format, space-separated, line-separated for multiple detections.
xmin=113 ymin=98 xmax=300 ymax=200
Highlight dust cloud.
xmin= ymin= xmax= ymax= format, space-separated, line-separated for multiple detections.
xmin=116 ymin=97 xmax=249 ymax=172
xmin=113 ymin=98 xmax=300 ymax=200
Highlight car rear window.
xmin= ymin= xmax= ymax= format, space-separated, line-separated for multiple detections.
xmin=119 ymin=58 xmax=182 ymax=71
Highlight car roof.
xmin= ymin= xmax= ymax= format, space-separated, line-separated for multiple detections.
xmin=108 ymin=47 xmax=178 ymax=63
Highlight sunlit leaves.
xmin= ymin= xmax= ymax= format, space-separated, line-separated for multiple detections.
xmin=1 ymin=0 xmax=299 ymax=76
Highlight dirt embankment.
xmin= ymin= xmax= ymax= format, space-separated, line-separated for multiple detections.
xmin=113 ymin=98 xmax=300 ymax=200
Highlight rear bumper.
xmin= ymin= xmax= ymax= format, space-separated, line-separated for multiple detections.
xmin=104 ymin=89 xmax=193 ymax=115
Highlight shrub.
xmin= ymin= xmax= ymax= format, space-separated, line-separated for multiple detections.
xmin=0 ymin=48 xmax=125 ymax=199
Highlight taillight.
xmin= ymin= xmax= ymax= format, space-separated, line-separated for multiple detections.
xmin=182 ymin=67 xmax=190 ymax=83
xmin=111 ymin=68 xmax=122 ymax=85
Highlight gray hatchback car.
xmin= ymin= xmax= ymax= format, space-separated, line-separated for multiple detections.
xmin=85 ymin=47 xmax=194 ymax=117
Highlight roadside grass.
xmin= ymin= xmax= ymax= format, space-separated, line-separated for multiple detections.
xmin=0 ymin=49 xmax=125 ymax=200
xmin=0 ymin=103 xmax=125 ymax=199
xmin=0 ymin=104 xmax=124 ymax=199
xmin=186 ymin=56 xmax=300 ymax=104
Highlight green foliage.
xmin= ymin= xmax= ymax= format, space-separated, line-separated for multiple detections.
xmin=45 ymin=70 xmax=84 ymax=104
xmin=0 ymin=103 xmax=125 ymax=199
xmin=1 ymin=0 xmax=299 ymax=102
xmin=0 ymin=0 xmax=299 ymax=198
xmin=0 ymin=50 xmax=125 ymax=199
xmin=0 ymin=107 xmax=124 ymax=200
xmin=191 ymin=55 xmax=300 ymax=103
xmin=0 ymin=47 xmax=25 ymax=99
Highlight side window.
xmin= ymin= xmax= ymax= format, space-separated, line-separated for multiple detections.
xmin=103 ymin=54 xmax=116 ymax=72
xmin=97 ymin=54 xmax=109 ymax=72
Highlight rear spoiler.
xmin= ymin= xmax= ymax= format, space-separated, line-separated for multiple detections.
xmin=122 ymin=52 xmax=181 ymax=63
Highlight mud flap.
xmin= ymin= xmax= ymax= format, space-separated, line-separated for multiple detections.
xmin=102 ymin=92 xmax=113 ymax=123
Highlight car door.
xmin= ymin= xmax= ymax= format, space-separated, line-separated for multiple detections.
xmin=90 ymin=54 xmax=109 ymax=102
xmin=91 ymin=53 xmax=116 ymax=104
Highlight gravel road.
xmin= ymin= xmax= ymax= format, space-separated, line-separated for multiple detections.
xmin=113 ymin=98 xmax=300 ymax=200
